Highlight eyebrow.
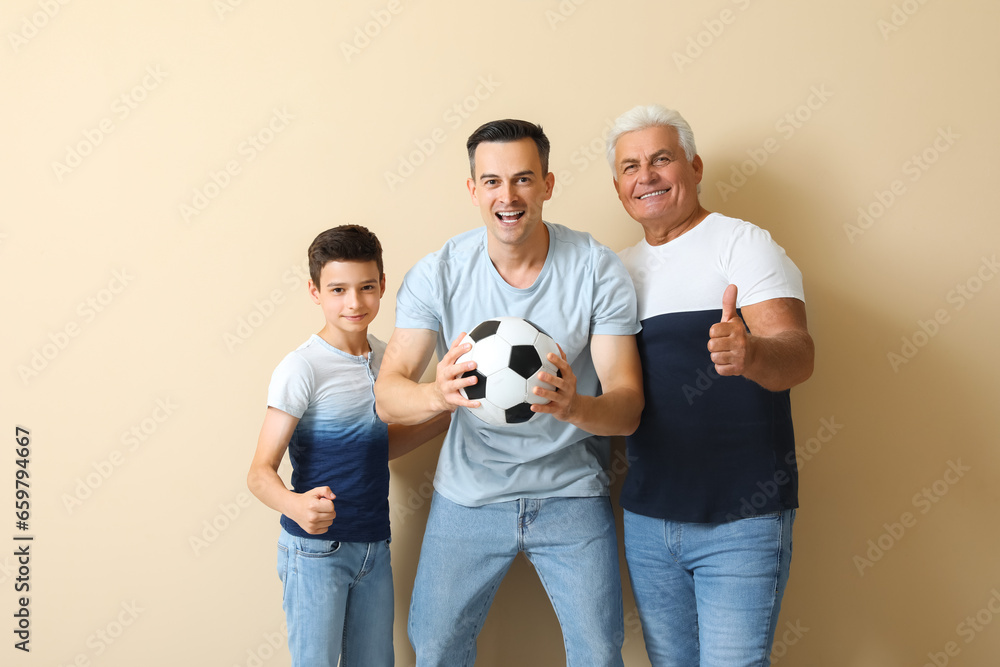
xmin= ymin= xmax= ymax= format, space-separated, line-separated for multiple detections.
xmin=618 ymin=148 xmax=675 ymax=168
xmin=479 ymin=170 xmax=535 ymax=182
xmin=325 ymin=279 xmax=380 ymax=288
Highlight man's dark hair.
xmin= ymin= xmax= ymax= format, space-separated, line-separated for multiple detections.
xmin=466 ymin=119 xmax=551 ymax=178
xmin=308 ymin=224 xmax=384 ymax=286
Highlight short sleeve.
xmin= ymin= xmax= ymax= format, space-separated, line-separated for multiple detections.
xmin=368 ymin=335 xmax=387 ymax=377
xmin=266 ymin=352 xmax=314 ymax=418
xmin=723 ymin=223 xmax=804 ymax=307
xmin=394 ymin=258 xmax=443 ymax=332
xmin=591 ymin=245 xmax=641 ymax=336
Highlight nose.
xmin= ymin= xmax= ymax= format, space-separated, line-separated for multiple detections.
xmin=499 ymin=181 xmax=517 ymax=204
xmin=345 ymin=289 xmax=360 ymax=309
xmin=638 ymin=162 xmax=658 ymax=184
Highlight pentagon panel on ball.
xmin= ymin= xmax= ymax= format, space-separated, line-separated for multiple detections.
xmin=458 ymin=317 xmax=561 ymax=426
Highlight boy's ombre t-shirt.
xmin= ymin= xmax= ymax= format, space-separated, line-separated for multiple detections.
xmin=267 ymin=334 xmax=389 ymax=542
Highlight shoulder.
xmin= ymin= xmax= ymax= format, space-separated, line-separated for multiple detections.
xmin=274 ymin=339 xmax=319 ymax=376
xmin=548 ymin=222 xmax=623 ymax=265
xmin=267 ymin=339 xmax=320 ymax=412
xmin=417 ymin=228 xmax=484 ymax=266
xmin=702 ymin=213 xmax=780 ymax=249
xmin=616 ymin=237 xmax=648 ymax=270
xmin=402 ymin=229 xmax=485 ymax=285
xmin=548 ymin=222 xmax=601 ymax=251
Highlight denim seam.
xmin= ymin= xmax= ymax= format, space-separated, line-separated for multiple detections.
xmin=276 ymin=544 xmax=289 ymax=604
xmin=462 ymin=576 xmax=504 ymax=666
xmin=341 ymin=591 xmax=352 ymax=666
xmin=757 ymin=511 xmax=787 ymax=667
xmin=531 ymin=561 xmax=575 ymax=664
xmin=353 ymin=542 xmax=375 ymax=586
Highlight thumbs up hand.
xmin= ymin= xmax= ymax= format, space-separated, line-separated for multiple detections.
xmin=708 ymin=284 xmax=752 ymax=377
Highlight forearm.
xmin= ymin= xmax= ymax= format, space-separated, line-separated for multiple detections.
xmin=744 ymin=330 xmax=815 ymax=392
xmin=375 ymin=372 xmax=448 ymax=425
xmin=387 ymin=412 xmax=451 ymax=460
xmin=567 ymin=387 xmax=644 ymax=437
xmin=247 ymin=464 xmax=298 ymax=518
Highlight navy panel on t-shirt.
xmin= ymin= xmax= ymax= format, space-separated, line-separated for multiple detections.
xmin=267 ymin=334 xmax=390 ymax=542
xmin=618 ymin=213 xmax=804 ymax=523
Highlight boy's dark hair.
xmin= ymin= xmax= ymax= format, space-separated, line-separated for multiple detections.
xmin=466 ymin=119 xmax=550 ymax=178
xmin=308 ymin=225 xmax=384 ymax=286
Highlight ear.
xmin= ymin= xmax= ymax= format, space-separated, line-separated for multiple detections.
xmin=543 ymin=171 xmax=555 ymax=200
xmin=378 ymin=274 xmax=386 ymax=297
xmin=467 ymin=177 xmax=478 ymax=206
xmin=307 ymin=279 xmax=321 ymax=305
xmin=692 ymin=154 xmax=704 ymax=184
xmin=612 ymin=175 xmax=621 ymax=197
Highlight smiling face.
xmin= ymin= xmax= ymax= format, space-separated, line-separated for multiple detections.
xmin=613 ymin=125 xmax=707 ymax=244
xmin=467 ymin=138 xmax=554 ymax=251
xmin=308 ymin=259 xmax=385 ymax=354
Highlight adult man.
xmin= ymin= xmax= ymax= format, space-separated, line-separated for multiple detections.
xmin=606 ymin=104 xmax=815 ymax=667
xmin=375 ymin=119 xmax=643 ymax=666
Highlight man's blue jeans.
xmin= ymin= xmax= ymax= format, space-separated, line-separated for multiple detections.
xmin=623 ymin=509 xmax=795 ymax=667
xmin=408 ymin=492 xmax=625 ymax=666
xmin=277 ymin=528 xmax=394 ymax=667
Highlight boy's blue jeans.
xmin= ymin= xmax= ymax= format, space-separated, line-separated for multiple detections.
xmin=408 ymin=491 xmax=626 ymax=666
xmin=623 ymin=508 xmax=795 ymax=667
xmin=277 ymin=527 xmax=394 ymax=667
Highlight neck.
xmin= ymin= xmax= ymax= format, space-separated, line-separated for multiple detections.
xmin=317 ymin=326 xmax=370 ymax=357
xmin=645 ymin=206 xmax=711 ymax=246
xmin=487 ymin=222 xmax=550 ymax=289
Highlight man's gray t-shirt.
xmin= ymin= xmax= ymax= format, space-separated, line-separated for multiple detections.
xmin=395 ymin=222 xmax=640 ymax=506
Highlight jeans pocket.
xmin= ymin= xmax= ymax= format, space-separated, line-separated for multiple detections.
xmin=295 ymin=539 xmax=341 ymax=558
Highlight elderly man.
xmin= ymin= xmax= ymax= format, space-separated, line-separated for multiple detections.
xmin=606 ymin=104 xmax=815 ymax=667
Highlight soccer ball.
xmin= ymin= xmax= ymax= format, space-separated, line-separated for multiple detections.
xmin=457 ymin=317 xmax=561 ymax=426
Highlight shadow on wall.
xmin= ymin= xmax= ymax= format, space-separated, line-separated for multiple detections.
xmin=704 ymin=149 xmax=997 ymax=666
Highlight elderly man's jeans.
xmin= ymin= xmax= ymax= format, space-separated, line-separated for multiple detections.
xmin=624 ymin=508 xmax=795 ymax=667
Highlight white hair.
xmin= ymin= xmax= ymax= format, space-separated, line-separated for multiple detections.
xmin=605 ymin=104 xmax=698 ymax=179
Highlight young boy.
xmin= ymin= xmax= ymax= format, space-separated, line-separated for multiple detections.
xmin=247 ymin=225 xmax=448 ymax=667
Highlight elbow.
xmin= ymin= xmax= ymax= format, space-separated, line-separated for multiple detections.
xmin=624 ymin=412 xmax=642 ymax=436
xmin=621 ymin=393 xmax=644 ymax=436
xmin=373 ymin=383 xmax=392 ymax=423
xmin=793 ymin=339 xmax=816 ymax=388
xmin=246 ymin=467 xmax=260 ymax=497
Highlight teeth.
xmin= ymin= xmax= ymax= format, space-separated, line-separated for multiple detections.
xmin=498 ymin=211 xmax=522 ymax=217
xmin=639 ymin=189 xmax=668 ymax=199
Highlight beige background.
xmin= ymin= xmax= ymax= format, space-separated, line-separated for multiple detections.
xmin=3 ymin=0 xmax=998 ymax=665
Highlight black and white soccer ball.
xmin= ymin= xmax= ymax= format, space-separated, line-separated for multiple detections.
xmin=457 ymin=317 xmax=561 ymax=426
